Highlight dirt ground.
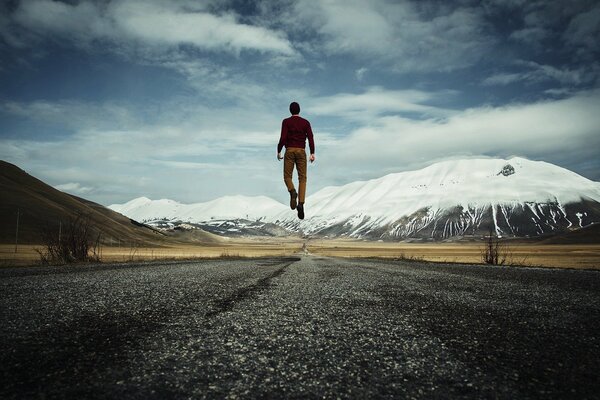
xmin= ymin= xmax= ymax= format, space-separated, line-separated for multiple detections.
xmin=1 ymin=238 xmax=599 ymax=270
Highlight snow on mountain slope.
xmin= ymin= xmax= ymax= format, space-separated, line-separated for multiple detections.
xmin=109 ymin=157 xmax=600 ymax=240
xmin=109 ymin=195 xmax=287 ymax=223
xmin=269 ymin=157 xmax=600 ymax=239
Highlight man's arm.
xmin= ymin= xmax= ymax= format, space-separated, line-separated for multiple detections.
xmin=306 ymin=121 xmax=315 ymax=162
xmin=277 ymin=119 xmax=287 ymax=160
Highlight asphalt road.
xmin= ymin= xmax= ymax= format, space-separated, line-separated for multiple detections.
xmin=1 ymin=256 xmax=599 ymax=399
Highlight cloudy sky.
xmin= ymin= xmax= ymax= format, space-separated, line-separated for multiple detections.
xmin=1 ymin=0 xmax=599 ymax=205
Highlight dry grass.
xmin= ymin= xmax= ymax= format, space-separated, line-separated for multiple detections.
xmin=0 ymin=237 xmax=304 ymax=267
xmin=307 ymin=239 xmax=600 ymax=270
xmin=2 ymin=238 xmax=599 ymax=270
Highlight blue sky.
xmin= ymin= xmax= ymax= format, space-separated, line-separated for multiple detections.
xmin=1 ymin=0 xmax=599 ymax=205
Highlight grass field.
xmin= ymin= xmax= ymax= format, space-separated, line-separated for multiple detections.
xmin=307 ymin=239 xmax=600 ymax=269
xmin=1 ymin=238 xmax=599 ymax=270
xmin=0 ymin=238 xmax=303 ymax=267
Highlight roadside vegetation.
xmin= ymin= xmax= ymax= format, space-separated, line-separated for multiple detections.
xmin=481 ymin=229 xmax=508 ymax=265
xmin=37 ymin=214 xmax=102 ymax=265
xmin=479 ymin=229 xmax=531 ymax=266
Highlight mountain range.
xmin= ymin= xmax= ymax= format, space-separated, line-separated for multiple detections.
xmin=110 ymin=157 xmax=600 ymax=241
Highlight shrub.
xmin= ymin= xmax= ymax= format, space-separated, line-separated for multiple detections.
xmin=37 ymin=214 xmax=101 ymax=264
xmin=481 ymin=229 xmax=507 ymax=265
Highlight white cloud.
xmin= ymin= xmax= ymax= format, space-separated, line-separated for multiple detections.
xmin=322 ymin=91 xmax=600 ymax=171
xmin=509 ymin=27 xmax=550 ymax=47
xmin=11 ymin=0 xmax=295 ymax=56
xmin=291 ymin=0 xmax=491 ymax=71
xmin=112 ymin=1 xmax=294 ymax=55
xmin=307 ymin=87 xmax=456 ymax=121
xmin=55 ymin=182 xmax=94 ymax=195
xmin=0 ymin=96 xmax=294 ymax=203
xmin=482 ymin=62 xmax=596 ymax=87
xmin=355 ymin=67 xmax=368 ymax=81
xmin=481 ymin=72 xmax=524 ymax=86
xmin=0 ymin=126 xmax=276 ymax=204
xmin=13 ymin=0 xmax=113 ymax=39
xmin=309 ymin=89 xmax=600 ymax=187
xmin=149 ymin=160 xmax=238 ymax=170
xmin=1 ymin=100 xmax=137 ymax=130
xmin=297 ymin=0 xmax=393 ymax=53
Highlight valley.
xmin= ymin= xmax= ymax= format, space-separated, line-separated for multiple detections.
xmin=2 ymin=158 xmax=599 ymax=269
xmin=3 ymin=239 xmax=599 ymax=270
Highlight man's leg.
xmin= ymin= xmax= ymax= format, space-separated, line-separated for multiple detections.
xmin=283 ymin=149 xmax=297 ymax=209
xmin=296 ymin=149 xmax=307 ymax=220
xmin=296 ymin=149 xmax=307 ymax=203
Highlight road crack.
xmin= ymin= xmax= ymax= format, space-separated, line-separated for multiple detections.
xmin=204 ymin=257 xmax=299 ymax=319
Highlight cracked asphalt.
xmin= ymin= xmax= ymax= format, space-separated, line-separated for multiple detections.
xmin=1 ymin=256 xmax=599 ymax=399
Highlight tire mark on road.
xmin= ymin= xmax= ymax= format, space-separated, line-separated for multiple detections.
xmin=0 ymin=257 xmax=301 ymax=397
xmin=204 ymin=257 xmax=300 ymax=320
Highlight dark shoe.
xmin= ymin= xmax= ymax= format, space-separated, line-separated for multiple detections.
xmin=290 ymin=190 xmax=298 ymax=210
xmin=297 ymin=203 xmax=304 ymax=220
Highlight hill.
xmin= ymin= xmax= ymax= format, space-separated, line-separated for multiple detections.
xmin=1 ymin=160 xmax=174 ymax=245
xmin=540 ymin=223 xmax=600 ymax=244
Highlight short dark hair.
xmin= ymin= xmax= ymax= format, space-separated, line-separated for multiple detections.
xmin=289 ymin=102 xmax=300 ymax=115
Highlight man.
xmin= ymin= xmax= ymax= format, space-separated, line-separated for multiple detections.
xmin=277 ymin=101 xmax=315 ymax=220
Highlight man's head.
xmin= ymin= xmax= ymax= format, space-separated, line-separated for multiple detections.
xmin=289 ymin=102 xmax=300 ymax=115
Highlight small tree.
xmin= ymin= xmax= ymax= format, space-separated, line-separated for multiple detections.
xmin=37 ymin=214 xmax=101 ymax=264
xmin=481 ymin=229 xmax=507 ymax=265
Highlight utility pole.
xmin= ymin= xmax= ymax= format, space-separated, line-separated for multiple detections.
xmin=59 ymin=221 xmax=62 ymax=243
xmin=15 ymin=209 xmax=20 ymax=253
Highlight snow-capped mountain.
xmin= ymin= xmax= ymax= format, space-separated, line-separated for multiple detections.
xmin=109 ymin=195 xmax=287 ymax=223
xmin=109 ymin=157 xmax=600 ymax=240
xmin=269 ymin=157 xmax=600 ymax=239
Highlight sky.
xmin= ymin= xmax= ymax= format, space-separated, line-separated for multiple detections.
xmin=1 ymin=0 xmax=599 ymax=206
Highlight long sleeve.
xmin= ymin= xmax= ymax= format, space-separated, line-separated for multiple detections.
xmin=306 ymin=121 xmax=315 ymax=154
xmin=277 ymin=119 xmax=287 ymax=153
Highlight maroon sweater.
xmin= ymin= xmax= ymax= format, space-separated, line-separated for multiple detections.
xmin=277 ymin=115 xmax=315 ymax=154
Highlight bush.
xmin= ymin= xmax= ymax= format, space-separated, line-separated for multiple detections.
xmin=481 ymin=229 xmax=507 ymax=265
xmin=37 ymin=214 xmax=101 ymax=264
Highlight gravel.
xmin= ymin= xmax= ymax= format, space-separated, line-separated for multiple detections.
xmin=1 ymin=256 xmax=599 ymax=399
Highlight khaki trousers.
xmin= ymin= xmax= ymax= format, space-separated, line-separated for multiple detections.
xmin=283 ymin=147 xmax=307 ymax=203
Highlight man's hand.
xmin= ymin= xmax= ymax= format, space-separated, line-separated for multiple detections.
xmin=310 ymin=154 xmax=316 ymax=163
xmin=277 ymin=152 xmax=283 ymax=161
